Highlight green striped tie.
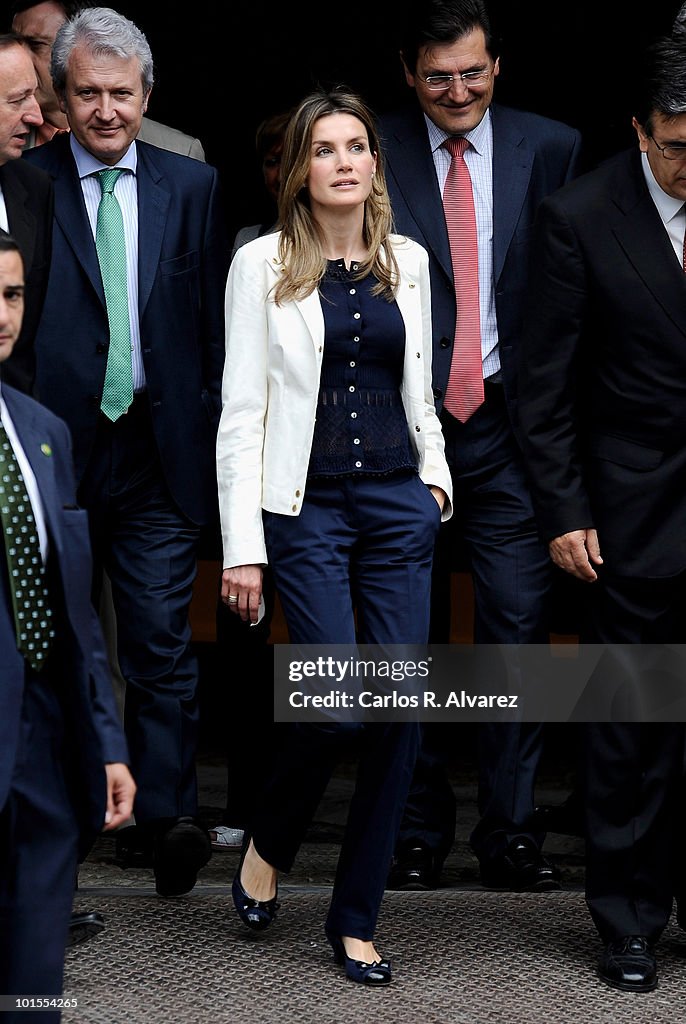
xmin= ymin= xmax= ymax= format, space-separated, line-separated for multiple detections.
xmin=0 ymin=418 xmax=54 ymax=671
xmin=97 ymin=168 xmax=133 ymax=421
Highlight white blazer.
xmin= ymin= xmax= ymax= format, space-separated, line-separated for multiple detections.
xmin=217 ymin=231 xmax=453 ymax=568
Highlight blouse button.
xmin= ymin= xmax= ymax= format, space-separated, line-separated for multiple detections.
xmin=295 ymin=489 xmax=301 ymax=497
xmin=409 ymin=283 xmax=415 ymax=289
xmin=291 ymin=504 xmax=297 ymax=511
xmin=415 ymin=425 xmax=421 ymax=432
xmin=416 ymin=352 xmax=421 ymax=358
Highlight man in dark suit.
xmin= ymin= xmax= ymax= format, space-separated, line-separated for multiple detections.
xmin=379 ymin=0 xmax=583 ymax=891
xmin=518 ymin=32 xmax=686 ymax=993
xmin=10 ymin=1 xmax=207 ymax=159
xmin=0 ymin=232 xmax=135 ymax=1021
xmin=23 ymin=7 xmax=229 ymax=896
xmin=0 ymin=33 xmax=52 ymax=395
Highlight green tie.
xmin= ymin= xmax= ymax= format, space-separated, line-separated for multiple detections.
xmin=0 ymin=418 xmax=54 ymax=671
xmin=96 ymin=168 xmax=133 ymax=421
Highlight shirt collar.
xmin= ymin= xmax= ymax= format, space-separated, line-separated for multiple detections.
xmin=70 ymin=132 xmax=138 ymax=181
xmin=640 ymin=150 xmax=684 ymax=224
xmin=426 ymin=106 xmax=492 ymax=157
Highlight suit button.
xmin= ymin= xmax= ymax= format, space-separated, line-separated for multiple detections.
xmin=439 ymin=337 xmax=450 ymax=349
xmin=433 ymin=387 xmax=443 ymax=399
xmin=96 ymin=342 xmax=107 ymax=354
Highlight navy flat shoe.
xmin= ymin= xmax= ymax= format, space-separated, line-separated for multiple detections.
xmin=232 ymin=839 xmax=279 ymax=931
xmin=326 ymin=931 xmax=392 ymax=986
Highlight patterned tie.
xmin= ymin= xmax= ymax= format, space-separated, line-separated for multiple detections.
xmin=0 ymin=417 xmax=54 ymax=670
xmin=96 ymin=168 xmax=133 ymax=421
xmin=441 ymin=137 xmax=484 ymax=422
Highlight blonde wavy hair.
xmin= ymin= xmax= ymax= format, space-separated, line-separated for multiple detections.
xmin=274 ymin=87 xmax=400 ymax=306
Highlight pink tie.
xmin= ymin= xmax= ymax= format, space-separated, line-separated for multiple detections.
xmin=441 ymin=136 xmax=484 ymax=422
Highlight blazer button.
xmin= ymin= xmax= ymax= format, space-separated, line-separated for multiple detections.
xmin=96 ymin=342 xmax=107 ymax=354
xmin=433 ymin=387 xmax=443 ymax=399
xmin=439 ymin=337 xmax=450 ymax=349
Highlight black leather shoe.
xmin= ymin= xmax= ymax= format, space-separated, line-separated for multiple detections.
xmin=67 ymin=911 xmax=105 ymax=948
xmin=598 ymin=936 xmax=657 ymax=992
xmin=531 ymin=796 xmax=584 ymax=838
xmin=153 ymin=817 xmax=212 ymax=898
xmin=115 ymin=824 xmax=154 ymax=868
xmin=386 ymin=839 xmax=439 ymax=891
xmin=480 ymin=836 xmax=561 ymax=891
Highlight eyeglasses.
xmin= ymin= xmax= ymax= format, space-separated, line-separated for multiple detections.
xmin=420 ymin=68 xmax=493 ymax=91
xmin=649 ymin=136 xmax=686 ymax=160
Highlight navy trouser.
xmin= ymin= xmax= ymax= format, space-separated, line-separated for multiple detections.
xmin=253 ymin=472 xmax=438 ymax=938
xmin=79 ymin=396 xmax=201 ymax=822
xmin=397 ymin=384 xmax=553 ymax=864
xmin=0 ymin=669 xmax=78 ymax=1023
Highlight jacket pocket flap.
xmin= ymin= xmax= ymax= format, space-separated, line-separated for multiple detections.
xmin=590 ymin=435 xmax=663 ymax=470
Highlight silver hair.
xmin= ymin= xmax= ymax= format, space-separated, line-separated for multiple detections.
xmin=51 ymin=6 xmax=154 ymax=96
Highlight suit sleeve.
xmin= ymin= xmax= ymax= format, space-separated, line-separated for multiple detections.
xmin=200 ymin=168 xmax=231 ymax=421
xmin=517 ymin=194 xmax=594 ymax=542
xmin=52 ymin=417 xmax=129 ymax=765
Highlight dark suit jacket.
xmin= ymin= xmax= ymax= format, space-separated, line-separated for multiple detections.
xmin=379 ymin=102 xmax=583 ymax=429
xmin=518 ymin=147 xmax=686 ymax=578
xmin=23 ymin=134 xmax=229 ymax=525
xmin=0 ymin=384 xmax=128 ymax=854
xmin=0 ymin=159 xmax=53 ymax=395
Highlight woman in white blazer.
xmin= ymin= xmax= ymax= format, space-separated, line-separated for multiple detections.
xmin=217 ymin=88 xmax=452 ymax=986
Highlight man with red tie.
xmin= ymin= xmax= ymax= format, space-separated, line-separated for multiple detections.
xmin=379 ymin=0 xmax=584 ymax=892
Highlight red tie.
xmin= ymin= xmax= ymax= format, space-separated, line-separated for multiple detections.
xmin=441 ymin=137 xmax=484 ymax=422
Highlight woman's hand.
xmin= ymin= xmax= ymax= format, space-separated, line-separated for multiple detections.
xmin=221 ymin=564 xmax=264 ymax=623
xmin=429 ymin=485 xmax=447 ymax=513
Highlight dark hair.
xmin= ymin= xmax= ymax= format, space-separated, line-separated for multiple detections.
xmin=0 ymin=232 xmax=24 ymax=269
xmin=10 ymin=1 xmax=93 ymax=17
xmin=255 ymin=109 xmax=293 ymax=162
xmin=0 ymin=30 xmax=30 ymax=53
xmin=399 ymin=0 xmax=497 ymax=73
xmin=634 ymin=34 xmax=686 ymax=129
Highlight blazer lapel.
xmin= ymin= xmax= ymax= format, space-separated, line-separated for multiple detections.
xmin=135 ymin=146 xmax=170 ymax=315
xmin=2 ymin=391 xmax=64 ymax=557
xmin=0 ymin=164 xmax=37 ymax=271
xmin=611 ymin=152 xmax=686 ymax=337
xmin=384 ymin=109 xmax=453 ymax=281
xmin=52 ymin=157 xmax=105 ymax=305
xmin=491 ymin=105 xmax=534 ymax=284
